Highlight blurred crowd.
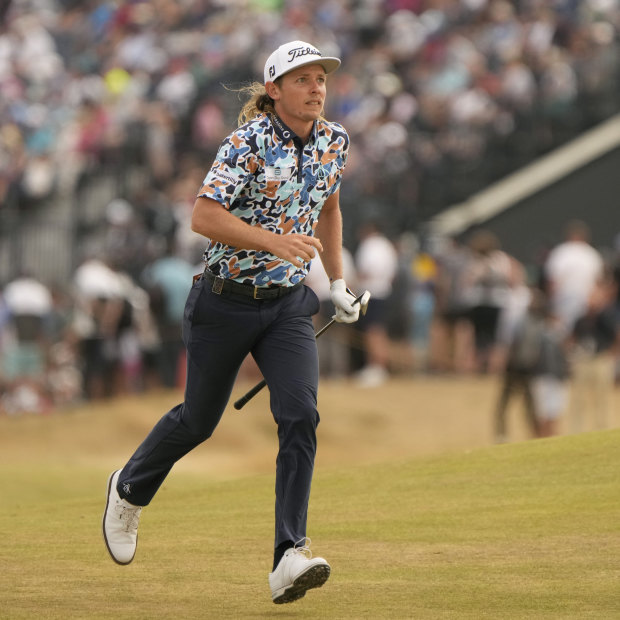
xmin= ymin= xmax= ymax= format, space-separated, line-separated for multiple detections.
xmin=307 ymin=218 xmax=620 ymax=440
xmin=1 ymin=0 xmax=620 ymax=437
xmin=2 ymin=0 xmax=619 ymax=235
xmin=3 ymin=214 xmax=620 ymax=447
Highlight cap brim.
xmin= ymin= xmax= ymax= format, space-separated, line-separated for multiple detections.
xmin=317 ymin=57 xmax=341 ymax=75
xmin=276 ymin=56 xmax=341 ymax=81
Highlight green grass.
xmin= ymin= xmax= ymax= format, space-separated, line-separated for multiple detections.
xmin=1 ymin=430 xmax=619 ymax=619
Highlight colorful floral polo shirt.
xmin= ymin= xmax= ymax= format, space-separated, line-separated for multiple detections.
xmin=197 ymin=113 xmax=349 ymax=287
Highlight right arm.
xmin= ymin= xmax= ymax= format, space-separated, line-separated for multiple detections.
xmin=191 ymin=196 xmax=322 ymax=268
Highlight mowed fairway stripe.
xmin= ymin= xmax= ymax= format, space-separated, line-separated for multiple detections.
xmin=1 ymin=429 xmax=619 ymax=619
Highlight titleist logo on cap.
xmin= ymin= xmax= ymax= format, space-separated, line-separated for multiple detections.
xmin=264 ymin=40 xmax=340 ymax=84
xmin=286 ymin=45 xmax=322 ymax=63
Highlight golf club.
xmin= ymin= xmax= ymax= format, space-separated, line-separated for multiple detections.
xmin=233 ymin=290 xmax=370 ymax=410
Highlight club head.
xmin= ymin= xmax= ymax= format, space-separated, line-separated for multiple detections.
xmin=360 ymin=290 xmax=371 ymax=316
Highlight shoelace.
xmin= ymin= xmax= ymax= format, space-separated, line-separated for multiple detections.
xmin=115 ymin=502 xmax=142 ymax=533
xmin=292 ymin=537 xmax=313 ymax=558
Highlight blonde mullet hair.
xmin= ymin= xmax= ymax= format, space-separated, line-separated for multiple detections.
xmin=236 ymin=81 xmax=276 ymax=126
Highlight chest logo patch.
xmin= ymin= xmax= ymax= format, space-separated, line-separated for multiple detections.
xmin=265 ymin=166 xmax=294 ymax=181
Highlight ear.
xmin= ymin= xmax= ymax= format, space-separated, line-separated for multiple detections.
xmin=265 ymin=81 xmax=280 ymax=100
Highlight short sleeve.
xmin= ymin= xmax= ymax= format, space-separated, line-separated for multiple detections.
xmin=329 ymin=129 xmax=349 ymax=196
xmin=197 ymin=129 xmax=259 ymax=208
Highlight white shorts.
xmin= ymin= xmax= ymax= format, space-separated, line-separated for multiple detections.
xmin=532 ymin=376 xmax=568 ymax=420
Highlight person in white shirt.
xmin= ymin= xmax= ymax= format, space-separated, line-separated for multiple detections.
xmin=354 ymin=220 xmax=399 ymax=386
xmin=544 ymin=220 xmax=604 ymax=337
xmin=2 ymin=274 xmax=53 ymax=413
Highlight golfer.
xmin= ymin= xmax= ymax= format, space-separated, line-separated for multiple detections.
xmin=103 ymin=40 xmax=361 ymax=604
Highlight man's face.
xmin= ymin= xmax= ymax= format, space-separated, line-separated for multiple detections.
xmin=271 ymin=63 xmax=327 ymax=124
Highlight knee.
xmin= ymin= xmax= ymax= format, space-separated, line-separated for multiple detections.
xmin=277 ymin=404 xmax=318 ymax=447
xmin=172 ymin=403 xmax=219 ymax=445
xmin=187 ymin=425 xmax=214 ymax=444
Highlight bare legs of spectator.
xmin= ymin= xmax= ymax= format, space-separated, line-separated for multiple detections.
xmin=531 ymin=376 xmax=568 ymax=438
xmin=430 ymin=317 xmax=475 ymax=374
xmin=356 ymin=325 xmax=391 ymax=387
xmin=538 ymin=418 xmax=558 ymax=437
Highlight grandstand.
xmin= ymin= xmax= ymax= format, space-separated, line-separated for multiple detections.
xmin=1 ymin=0 xmax=619 ymax=285
xmin=430 ymin=112 xmax=620 ymax=266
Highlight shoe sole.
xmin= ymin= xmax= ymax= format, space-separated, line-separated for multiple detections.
xmin=272 ymin=563 xmax=331 ymax=604
xmin=102 ymin=470 xmax=136 ymax=565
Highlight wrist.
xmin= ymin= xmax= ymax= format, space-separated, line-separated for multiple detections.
xmin=330 ymin=278 xmax=346 ymax=292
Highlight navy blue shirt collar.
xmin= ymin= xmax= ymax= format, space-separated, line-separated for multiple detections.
xmin=269 ymin=113 xmax=316 ymax=147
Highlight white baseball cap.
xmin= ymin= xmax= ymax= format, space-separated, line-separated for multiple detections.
xmin=264 ymin=40 xmax=341 ymax=84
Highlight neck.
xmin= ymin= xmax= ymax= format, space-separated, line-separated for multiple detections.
xmin=273 ymin=110 xmax=313 ymax=143
xmin=288 ymin=120 xmax=313 ymax=143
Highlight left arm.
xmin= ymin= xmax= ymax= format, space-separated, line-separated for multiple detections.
xmin=314 ymin=190 xmax=344 ymax=283
xmin=314 ymin=190 xmax=362 ymax=323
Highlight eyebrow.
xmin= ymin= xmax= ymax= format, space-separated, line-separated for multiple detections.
xmin=295 ymin=70 xmax=327 ymax=78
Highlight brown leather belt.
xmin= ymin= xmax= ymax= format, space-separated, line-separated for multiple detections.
xmin=202 ymin=269 xmax=302 ymax=300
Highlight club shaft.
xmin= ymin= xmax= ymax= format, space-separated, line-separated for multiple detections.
xmin=233 ymin=292 xmax=365 ymax=410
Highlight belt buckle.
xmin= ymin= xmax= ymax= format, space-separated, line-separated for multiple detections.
xmin=212 ymin=277 xmax=224 ymax=295
xmin=253 ymin=286 xmax=260 ymax=299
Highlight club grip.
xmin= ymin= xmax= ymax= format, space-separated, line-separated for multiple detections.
xmin=233 ymin=379 xmax=267 ymax=410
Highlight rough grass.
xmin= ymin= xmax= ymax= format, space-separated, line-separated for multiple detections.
xmin=1 ymin=377 xmax=619 ymax=619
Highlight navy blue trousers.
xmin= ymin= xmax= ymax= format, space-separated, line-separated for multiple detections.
xmin=117 ymin=276 xmax=321 ymax=548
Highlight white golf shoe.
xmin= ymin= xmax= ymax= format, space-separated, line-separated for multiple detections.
xmin=102 ymin=470 xmax=142 ymax=565
xmin=269 ymin=539 xmax=331 ymax=604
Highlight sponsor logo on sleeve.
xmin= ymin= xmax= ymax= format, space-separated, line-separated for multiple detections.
xmin=211 ymin=170 xmax=238 ymax=185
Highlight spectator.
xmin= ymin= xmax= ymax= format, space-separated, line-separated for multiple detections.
xmin=543 ymin=219 xmax=604 ymax=337
xmin=493 ymin=287 xmax=545 ymax=443
xmin=1 ymin=273 xmax=54 ymax=414
xmin=72 ymin=254 xmax=126 ymax=400
xmin=567 ymin=277 xmax=620 ymax=433
xmin=495 ymin=257 xmax=533 ymax=372
xmin=112 ymin=266 xmax=159 ymax=396
xmin=353 ymin=219 xmax=399 ymax=387
xmin=405 ymin=237 xmax=438 ymax=373
xmin=462 ymin=229 xmax=516 ymax=374
xmin=45 ymin=284 xmax=83 ymax=408
xmin=532 ymin=301 xmax=570 ymax=439
xmin=430 ymin=236 xmax=474 ymax=374
xmin=140 ymin=243 xmax=195 ymax=389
